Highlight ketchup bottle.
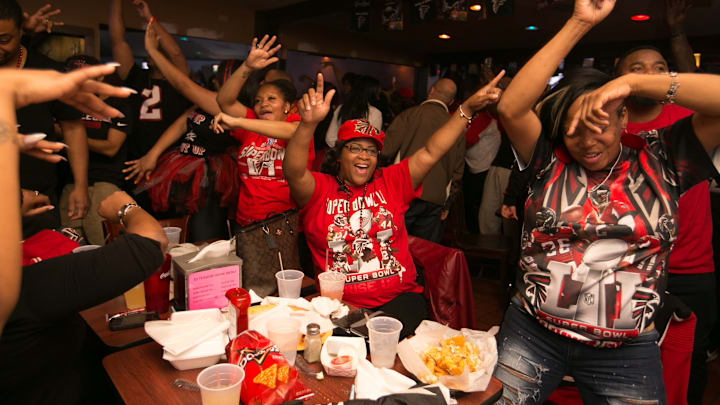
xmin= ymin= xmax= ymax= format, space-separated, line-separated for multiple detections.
xmin=226 ymin=288 xmax=251 ymax=339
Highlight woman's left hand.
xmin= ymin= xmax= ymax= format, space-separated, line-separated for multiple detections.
xmin=566 ymin=75 xmax=633 ymax=135
xmin=144 ymin=20 xmax=160 ymax=52
xmin=462 ymin=70 xmax=505 ymax=114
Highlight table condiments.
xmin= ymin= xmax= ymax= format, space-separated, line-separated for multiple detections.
xmin=304 ymin=323 xmax=322 ymax=363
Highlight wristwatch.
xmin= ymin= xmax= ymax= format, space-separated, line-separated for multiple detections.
xmin=117 ymin=203 xmax=139 ymax=227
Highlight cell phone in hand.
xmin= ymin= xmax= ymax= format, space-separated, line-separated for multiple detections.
xmin=108 ymin=311 xmax=158 ymax=331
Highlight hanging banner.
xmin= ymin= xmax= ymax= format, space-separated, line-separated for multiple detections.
xmin=488 ymin=0 xmax=513 ymax=17
xmin=411 ymin=0 xmax=435 ymax=23
xmin=382 ymin=1 xmax=404 ymax=30
xmin=440 ymin=0 xmax=468 ymax=21
xmin=352 ymin=0 xmax=371 ymax=32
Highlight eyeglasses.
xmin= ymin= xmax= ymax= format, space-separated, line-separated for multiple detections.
xmin=344 ymin=144 xmax=379 ymax=157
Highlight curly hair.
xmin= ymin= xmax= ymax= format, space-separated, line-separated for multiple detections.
xmin=0 ymin=0 xmax=22 ymax=29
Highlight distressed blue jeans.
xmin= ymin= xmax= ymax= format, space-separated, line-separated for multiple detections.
xmin=493 ymin=297 xmax=666 ymax=405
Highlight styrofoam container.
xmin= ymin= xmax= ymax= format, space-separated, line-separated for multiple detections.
xmin=162 ymin=330 xmax=229 ymax=370
xmin=320 ymin=336 xmax=366 ymax=377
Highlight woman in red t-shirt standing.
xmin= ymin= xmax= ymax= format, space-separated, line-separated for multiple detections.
xmin=213 ymin=35 xmax=313 ymax=228
xmin=283 ymin=73 xmax=503 ymax=336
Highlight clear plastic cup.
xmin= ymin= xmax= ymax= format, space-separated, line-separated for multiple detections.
xmin=196 ymin=363 xmax=245 ymax=405
xmin=367 ymin=316 xmax=403 ymax=368
xmin=318 ymin=271 xmax=346 ymax=301
xmin=72 ymin=245 xmax=101 ymax=253
xmin=275 ymin=270 xmax=304 ymax=298
xmin=267 ymin=316 xmax=301 ymax=365
xmin=163 ymin=227 xmax=182 ymax=244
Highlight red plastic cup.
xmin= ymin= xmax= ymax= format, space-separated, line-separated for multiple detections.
xmin=144 ymin=253 xmax=171 ymax=314
xmin=226 ymin=288 xmax=251 ymax=339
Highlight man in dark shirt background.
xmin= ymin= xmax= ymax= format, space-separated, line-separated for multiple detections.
xmin=0 ymin=0 xmax=90 ymax=237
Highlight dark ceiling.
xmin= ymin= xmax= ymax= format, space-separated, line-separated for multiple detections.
xmin=264 ymin=0 xmax=720 ymax=55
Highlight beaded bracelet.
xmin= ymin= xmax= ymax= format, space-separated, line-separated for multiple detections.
xmin=661 ymin=71 xmax=679 ymax=105
xmin=458 ymin=105 xmax=474 ymax=123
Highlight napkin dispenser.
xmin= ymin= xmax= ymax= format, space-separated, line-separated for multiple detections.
xmin=172 ymin=249 xmax=243 ymax=311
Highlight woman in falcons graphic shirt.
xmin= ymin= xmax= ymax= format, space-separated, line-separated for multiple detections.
xmin=491 ymin=1 xmax=720 ymax=404
xmin=283 ymin=73 xmax=504 ymax=337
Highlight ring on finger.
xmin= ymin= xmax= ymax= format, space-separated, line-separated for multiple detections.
xmin=34 ymin=190 xmax=40 ymax=196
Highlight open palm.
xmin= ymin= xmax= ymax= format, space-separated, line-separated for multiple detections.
xmin=245 ymin=35 xmax=281 ymax=70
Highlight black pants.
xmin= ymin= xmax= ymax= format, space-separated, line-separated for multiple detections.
xmin=462 ymin=165 xmax=487 ymax=234
xmin=373 ymin=292 xmax=428 ymax=339
xmin=405 ymin=199 xmax=445 ymax=243
xmin=666 ymin=272 xmax=717 ymax=405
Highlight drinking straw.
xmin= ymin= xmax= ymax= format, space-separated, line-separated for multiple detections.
xmin=325 ymin=248 xmax=329 ymax=272
xmin=278 ymin=251 xmax=285 ymax=278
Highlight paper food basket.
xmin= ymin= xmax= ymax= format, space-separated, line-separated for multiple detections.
xmin=397 ymin=320 xmax=499 ymax=392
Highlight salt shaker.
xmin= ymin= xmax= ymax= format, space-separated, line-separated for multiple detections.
xmin=304 ymin=323 xmax=322 ymax=363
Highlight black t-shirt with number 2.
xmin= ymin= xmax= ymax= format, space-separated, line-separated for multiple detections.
xmin=124 ymin=64 xmax=191 ymax=160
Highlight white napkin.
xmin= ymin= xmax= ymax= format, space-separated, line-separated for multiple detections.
xmin=354 ymin=358 xmax=416 ymax=400
xmin=311 ymin=296 xmax=341 ymax=317
xmin=188 ymin=239 xmax=233 ymax=263
xmin=144 ymin=309 xmax=230 ymax=356
xmin=260 ymin=296 xmax=313 ymax=311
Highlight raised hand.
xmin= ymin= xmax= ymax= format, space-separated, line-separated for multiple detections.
xmin=23 ymin=4 xmax=64 ymax=34
xmin=6 ymin=65 xmax=136 ymax=120
xmin=123 ymin=154 xmax=158 ymax=184
xmin=144 ymin=20 xmax=159 ymax=52
xmin=16 ymin=133 xmax=67 ymax=163
xmin=298 ymin=73 xmax=335 ymax=125
xmin=245 ymin=35 xmax=281 ymax=70
xmin=666 ymin=0 xmax=691 ymax=28
xmin=133 ymin=0 xmax=153 ymax=21
xmin=566 ymin=75 xmax=632 ymax=135
xmin=571 ymin=0 xmax=616 ymax=27
xmin=462 ymin=70 xmax=505 ymax=114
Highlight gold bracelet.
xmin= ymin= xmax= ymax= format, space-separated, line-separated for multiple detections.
xmin=661 ymin=72 xmax=679 ymax=105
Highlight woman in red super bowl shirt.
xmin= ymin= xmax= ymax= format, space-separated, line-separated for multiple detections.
xmin=283 ymin=73 xmax=504 ymax=337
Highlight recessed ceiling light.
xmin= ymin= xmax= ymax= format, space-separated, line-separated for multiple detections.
xmin=526 ymin=25 xmax=539 ymax=31
xmin=631 ymin=14 xmax=650 ymax=21
xmin=438 ymin=33 xmax=451 ymax=39
xmin=469 ymin=4 xmax=482 ymax=11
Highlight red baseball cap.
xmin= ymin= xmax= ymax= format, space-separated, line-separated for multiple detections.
xmin=337 ymin=119 xmax=385 ymax=151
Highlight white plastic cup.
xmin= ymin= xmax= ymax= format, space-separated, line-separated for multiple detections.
xmin=368 ymin=316 xmax=403 ymax=368
xmin=196 ymin=363 xmax=245 ymax=405
xmin=163 ymin=227 xmax=182 ymax=244
xmin=275 ymin=270 xmax=304 ymax=299
xmin=72 ymin=245 xmax=101 ymax=253
xmin=318 ymin=271 xmax=346 ymax=301
xmin=267 ymin=316 xmax=301 ymax=365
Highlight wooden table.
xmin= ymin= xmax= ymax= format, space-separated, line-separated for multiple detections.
xmin=80 ymin=277 xmax=317 ymax=348
xmin=104 ymin=341 xmax=502 ymax=405
xmin=79 ymin=295 xmax=151 ymax=348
